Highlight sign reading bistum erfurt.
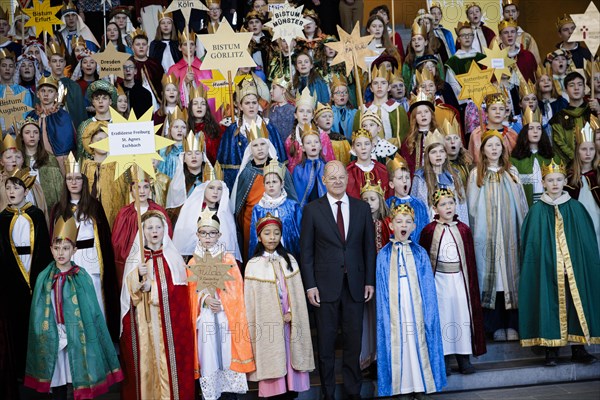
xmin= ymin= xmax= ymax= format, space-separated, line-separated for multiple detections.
xmin=107 ymin=120 xmax=156 ymax=156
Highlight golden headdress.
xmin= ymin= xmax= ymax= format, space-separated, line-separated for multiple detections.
xmin=498 ymin=18 xmax=518 ymax=32
xmin=411 ymin=21 xmax=428 ymax=37
xmin=256 ymin=212 xmax=282 ymax=234
xmin=161 ymin=73 xmax=179 ymax=88
xmin=190 ymin=84 xmax=207 ymax=100
xmin=295 ymin=87 xmax=317 ymax=110
xmin=0 ymin=48 xmax=15 ymax=61
xmin=541 ymin=159 xmax=566 ymax=177
xmin=64 ymin=152 xmax=80 ymax=175
xmin=157 ymin=7 xmax=173 ymax=22
xmin=464 ymin=2 xmax=481 ymax=13
xmin=423 ymin=129 xmax=445 ymax=149
xmin=178 ymin=29 xmax=197 ymax=44
xmin=0 ymin=6 xmax=8 ymax=21
xmin=387 ymin=154 xmax=409 ymax=174
xmin=455 ymin=21 xmax=472 ymax=35
xmin=263 ymin=159 xmax=285 ymax=182
xmin=300 ymin=122 xmax=320 ymax=140
xmin=1 ymin=134 xmax=21 ymax=153
xmin=10 ymin=168 xmax=36 ymax=189
xmin=71 ymin=35 xmax=87 ymax=50
xmin=53 ymin=216 xmax=79 ymax=244
xmin=440 ymin=118 xmax=460 ymax=137
xmin=431 ymin=187 xmax=455 ymax=206
xmin=535 ymin=64 xmax=553 ymax=80
xmin=522 ymin=107 xmax=542 ymax=125
xmin=236 ymin=76 xmax=258 ymax=101
xmin=577 ymin=122 xmax=595 ymax=144
xmin=116 ymin=83 xmax=126 ymax=97
xmin=314 ymin=103 xmax=333 ymax=121
xmin=197 ymin=208 xmax=220 ymax=230
xmin=46 ymin=41 xmax=66 ymax=58
xmin=202 ymin=161 xmax=224 ymax=182
xmin=82 ymin=120 xmax=108 ymax=155
xmin=167 ymin=106 xmax=188 ymax=126
xmin=485 ymin=92 xmax=506 ymax=106
xmin=206 ymin=0 xmax=221 ymax=6
xmin=38 ymin=76 xmax=59 ymax=90
xmin=518 ymin=78 xmax=536 ymax=99
xmin=246 ymin=120 xmax=269 ymax=142
xmin=360 ymin=110 xmax=383 ymax=128
xmin=129 ymin=164 xmax=151 ymax=184
xmin=390 ymin=68 xmax=404 ymax=84
xmin=352 ymin=128 xmax=372 ymax=143
xmin=184 ymin=130 xmax=204 ymax=152
xmin=390 ymin=203 xmax=415 ymax=219
xmin=271 ymin=75 xmax=290 ymax=90
xmin=502 ymin=0 xmax=519 ymax=7
xmin=360 ymin=173 xmax=384 ymax=197
xmin=590 ymin=115 xmax=600 ymax=132
xmin=415 ymin=67 xmax=435 ymax=86
xmin=409 ymin=88 xmax=434 ymax=112
xmin=481 ymin=129 xmax=504 ymax=143
xmin=130 ymin=28 xmax=148 ymax=42
xmin=429 ymin=1 xmax=442 ymax=11
xmin=556 ymin=14 xmax=574 ymax=30
xmin=331 ymin=74 xmax=348 ymax=89
xmin=371 ymin=63 xmax=391 ymax=82
xmin=62 ymin=0 xmax=77 ymax=14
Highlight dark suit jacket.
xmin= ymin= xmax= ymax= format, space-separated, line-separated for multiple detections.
xmin=300 ymin=195 xmax=376 ymax=303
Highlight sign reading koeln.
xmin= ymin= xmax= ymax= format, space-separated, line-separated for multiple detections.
xmin=108 ymin=121 xmax=156 ymax=156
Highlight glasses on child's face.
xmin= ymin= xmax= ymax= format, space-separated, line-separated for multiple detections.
xmin=334 ymin=90 xmax=348 ymax=96
xmin=197 ymin=231 xmax=219 ymax=238
xmin=459 ymin=33 xmax=475 ymax=38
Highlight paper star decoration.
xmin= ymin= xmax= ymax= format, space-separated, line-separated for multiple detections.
xmin=188 ymin=252 xmax=235 ymax=296
xmin=198 ymin=18 xmax=256 ymax=77
xmin=477 ymin=42 xmax=516 ymax=82
xmin=89 ymin=107 xmax=173 ymax=180
xmin=0 ymin=87 xmax=33 ymax=129
xmin=570 ymin=2 xmax=600 ymax=56
xmin=165 ymin=0 xmax=208 ymax=27
xmin=456 ymin=62 xmax=496 ymax=107
xmin=264 ymin=1 xmax=308 ymax=46
xmin=91 ymin=42 xmax=131 ymax=80
xmin=23 ymin=0 xmax=63 ymax=36
xmin=203 ymin=72 xmax=245 ymax=113
xmin=326 ymin=22 xmax=378 ymax=77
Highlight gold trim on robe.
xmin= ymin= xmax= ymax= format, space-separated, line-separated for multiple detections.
xmin=8 ymin=203 xmax=35 ymax=291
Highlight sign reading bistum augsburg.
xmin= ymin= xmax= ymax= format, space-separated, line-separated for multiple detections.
xmin=108 ymin=120 xmax=156 ymax=156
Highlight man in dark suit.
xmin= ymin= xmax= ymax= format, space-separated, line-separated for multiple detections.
xmin=301 ymin=160 xmax=376 ymax=400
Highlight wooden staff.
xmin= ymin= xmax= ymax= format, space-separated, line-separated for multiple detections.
xmin=353 ymin=56 xmax=364 ymax=108
xmin=132 ymin=173 xmax=151 ymax=323
xmin=227 ymin=70 xmax=235 ymax=119
xmin=287 ymin=49 xmax=293 ymax=90
xmin=391 ymin=0 xmax=395 ymax=46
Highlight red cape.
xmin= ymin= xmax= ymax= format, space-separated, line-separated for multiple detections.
xmin=346 ymin=160 xmax=393 ymax=199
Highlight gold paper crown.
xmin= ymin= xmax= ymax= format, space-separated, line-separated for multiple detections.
xmin=129 ymin=164 xmax=151 ymax=184
xmin=0 ymin=48 xmax=15 ymax=61
xmin=485 ymin=92 xmax=506 ymax=106
xmin=423 ymin=129 xmax=445 ymax=149
xmin=556 ymin=14 xmax=574 ymax=30
xmin=10 ymin=168 xmax=35 ymax=189
xmin=360 ymin=173 xmax=385 ymax=197
xmin=390 ymin=203 xmax=415 ymax=219
xmin=300 ymin=122 xmax=320 ymax=140
xmin=19 ymin=117 xmax=39 ymax=132
xmin=1 ymin=134 xmax=21 ymax=153
xmin=498 ymin=18 xmax=518 ymax=32
xmin=157 ymin=7 xmax=173 ymax=22
xmin=64 ymin=152 xmax=80 ymax=175
xmin=190 ymin=84 xmax=207 ymax=100
xmin=168 ymin=106 xmax=188 ymax=126
xmin=360 ymin=110 xmax=383 ymax=127
xmin=481 ymin=129 xmax=504 ymax=143
xmin=590 ymin=115 xmax=600 ymax=132
xmin=82 ymin=120 xmax=108 ymax=155
xmin=429 ymin=1 xmax=442 ymax=11
xmin=271 ymin=75 xmax=290 ymax=90
xmin=130 ymin=28 xmax=148 ymax=42
xmin=0 ymin=6 xmax=8 ymax=21
xmin=440 ymin=118 xmax=460 ymax=137
xmin=206 ymin=0 xmax=221 ymax=5
xmin=522 ymin=107 xmax=542 ymax=125
xmin=295 ymin=87 xmax=317 ymax=110
xmin=391 ymin=68 xmax=404 ymax=83
xmin=518 ymin=78 xmax=536 ymax=99
xmin=465 ymin=2 xmax=481 ymax=13
xmin=535 ymin=64 xmax=552 ymax=80
xmin=161 ymin=73 xmax=179 ymax=88
xmin=409 ymin=88 xmax=434 ymax=110
xmin=245 ymin=10 xmax=264 ymax=22
xmin=455 ymin=21 xmax=471 ymax=35
xmin=541 ymin=159 xmax=566 ymax=177
xmin=178 ymin=29 xmax=197 ymax=44
xmin=203 ymin=161 xmax=224 ymax=182
xmin=372 ymin=63 xmax=391 ymax=82
xmin=62 ymin=0 xmax=77 ymax=14
xmin=236 ymin=77 xmax=258 ymax=101
xmin=197 ymin=208 xmax=220 ymax=230
xmin=263 ymin=159 xmax=285 ymax=181
xmin=53 ymin=216 xmax=79 ymax=244
xmin=247 ymin=120 xmax=269 ymax=142
xmin=303 ymin=9 xmax=319 ymax=21
xmin=116 ymin=83 xmax=126 ymax=97
xmin=411 ymin=21 xmax=428 ymax=37
xmin=387 ymin=153 xmax=409 ymax=173
xmin=37 ymin=76 xmax=58 ymax=90
xmin=71 ymin=35 xmax=87 ymax=50
xmin=502 ymin=0 xmax=518 ymax=7
xmin=184 ymin=130 xmax=204 ymax=152
xmin=256 ymin=212 xmax=282 ymax=233
xmin=314 ymin=102 xmax=332 ymax=121
xmin=352 ymin=128 xmax=372 ymax=143
xmin=46 ymin=41 xmax=66 ymax=58
xmin=431 ymin=187 xmax=455 ymax=206
xmin=577 ymin=122 xmax=595 ymax=144
xmin=330 ymin=74 xmax=348 ymax=89
xmin=416 ymin=67 xmax=435 ymax=86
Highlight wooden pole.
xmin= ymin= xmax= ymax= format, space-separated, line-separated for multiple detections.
xmin=592 ymin=62 xmax=595 ymax=100
xmin=132 ymin=173 xmax=151 ymax=323
xmin=391 ymin=0 xmax=396 ymax=46
xmin=227 ymin=70 xmax=235 ymax=119
xmin=353 ymin=58 xmax=364 ymax=108
xmin=288 ymin=50 xmax=293 ymax=90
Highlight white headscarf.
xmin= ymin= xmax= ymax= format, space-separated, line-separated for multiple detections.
xmin=119 ymin=212 xmax=188 ymax=335
xmin=165 ymin=150 xmax=209 ymax=209
xmin=60 ymin=12 xmax=100 ymax=48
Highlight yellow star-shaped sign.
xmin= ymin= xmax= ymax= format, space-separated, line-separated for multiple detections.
xmin=0 ymin=87 xmax=33 ymax=129
xmin=570 ymin=1 xmax=600 ymax=55
xmin=23 ymin=0 xmax=63 ymax=36
xmin=188 ymin=251 xmax=235 ymax=296
xmin=203 ymin=72 xmax=245 ymax=113
xmin=198 ymin=18 xmax=256 ymax=77
xmin=264 ymin=1 xmax=308 ymax=46
xmin=89 ymin=107 xmax=173 ymax=180
xmin=165 ymin=0 xmax=208 ymax=26
xmin=91 ymin=42 xmax=131 ymax=80
xmin=477 ymin=42 xmax=516 ymax=82
xmin=456 ymin=62 xmax=496 ymax=107
xmin=326 ymin=22 xmax=378 ymax=77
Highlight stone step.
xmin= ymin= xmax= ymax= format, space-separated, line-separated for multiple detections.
xmin=469 ymin=342 xmax=600 ymax=364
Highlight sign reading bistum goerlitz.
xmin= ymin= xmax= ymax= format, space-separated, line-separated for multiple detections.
xmin=108 ymin=120 xmax=156 ymax=156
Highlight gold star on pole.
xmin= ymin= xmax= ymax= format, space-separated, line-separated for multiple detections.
xmin=570 ymin=2 xmax=600 ymax=55
xmin=477 ymin=42 xmax=516 ymax=82
xmin=89 ymin=107 xmax=173 ymax=180
xmin=23 ymin=0 xmax=63 ymax=36
xmin=264 ymin=1 xmax=308 ymax=46
xmin=0 ymin=87 xmax=33 ymax=129
xmin=456 ymin=62 xmax=496 ymax=107
xmin=326 ymin=22 xmax=378 ymax=77
xmin=165 ymin=0 xmax=208 ymax=26
xmin=188 ymin=251 xmax=235 ymax=296
xmin=91 ymin=42 xmax=131 ymax=80
xmin=198 ymin=18 xmax=256 ymax=77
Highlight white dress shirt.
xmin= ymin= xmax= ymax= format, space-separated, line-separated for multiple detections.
xmin=327 ymin=193 xmax=350 ymax=239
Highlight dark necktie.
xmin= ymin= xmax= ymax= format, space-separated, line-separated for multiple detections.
xmin=336 ymin=200 xmax=345 ymax=243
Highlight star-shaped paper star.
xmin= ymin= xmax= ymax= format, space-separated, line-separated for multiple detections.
xmin=203 ymin=71 xmax=245 ymax=113
xmin=264 ymin=1 xmax=308 ymax=46
xmin=89 ymin=107 xmax=173 ymax=180
xmin=0 ymin=87 xmax=33 ymax=129
xmin=326 ymin=22 xmax=378 ymax=77
xmin=91 ymin=42 xmax=131 ymax=80
xmin=198 ymin=19 xmax=256 ymax=77
xmin=165 ymin=0 xmax=208 ymax=27
xmin=23 ymin=0 xmax=63 ymax=36
xmin=477 ymin=42 xmax=516 ymax=82
xmin=456 ymin=62 xmax=496 ymax=107
xmin=570 ymin=1 xmax=600 ymax=56
xmin=188 ymin=252 xmax=235 ymax=296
